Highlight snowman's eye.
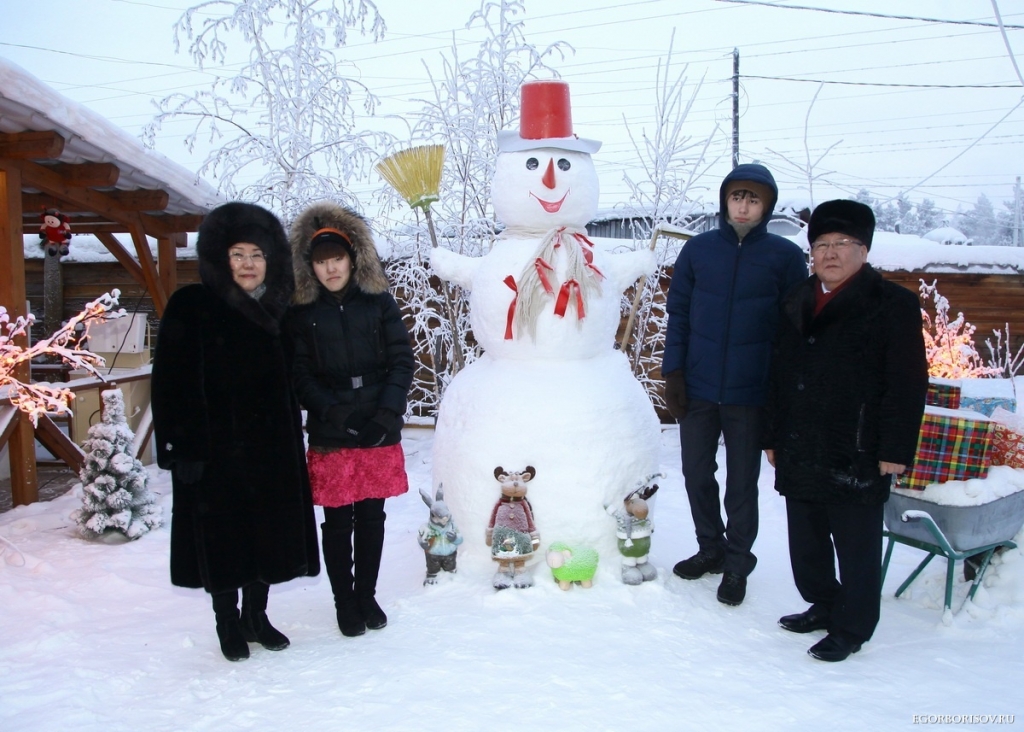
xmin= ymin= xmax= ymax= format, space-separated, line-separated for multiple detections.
xmin=526 ymin=158 xmax=539 ymax=170
xmin=557 ymin=158 xmax=571 ymax=171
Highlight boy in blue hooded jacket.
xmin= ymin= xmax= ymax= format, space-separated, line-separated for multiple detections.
xmin=662 ymin=164 xmax=807 ymax=606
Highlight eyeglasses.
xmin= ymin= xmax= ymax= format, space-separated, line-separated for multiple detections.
xmin=229 ymin=251 xmax=266 ymax=264
xmin=810 ymin=238 xmax=862 ymax=254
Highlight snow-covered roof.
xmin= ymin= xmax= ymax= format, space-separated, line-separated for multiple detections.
xmin=0 ymin=57 xmax=220 ymax=216
xmin=791 ymin=229 xmax=1024 ymax=275
xmin=923 ymin=227 xmax=972 ymax=246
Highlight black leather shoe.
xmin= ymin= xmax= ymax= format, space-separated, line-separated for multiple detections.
xmin=716 ymin=572 xmax=746 ymax=606
xmin=779 ymin=605 xmax=830 ymax=634
xmin=673 ymin=550 xmax=725 ymax=580
xmin=808 ymin=632 xmax=862 ymax=662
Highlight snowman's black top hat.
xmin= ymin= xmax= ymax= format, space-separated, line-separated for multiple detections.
xmin=497 ymin=80 xmax=602 ymax=155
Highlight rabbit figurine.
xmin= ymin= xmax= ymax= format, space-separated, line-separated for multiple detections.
xmin=418 ymin=485 xmax=463 ymax=585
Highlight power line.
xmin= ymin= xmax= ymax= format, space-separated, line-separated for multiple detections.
xmin=712 ymin=0 xmax=1024 ymax=29
xmin=741 ymin=75 xmax=1020 ymax=89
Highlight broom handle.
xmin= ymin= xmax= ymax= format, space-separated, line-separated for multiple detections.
xmin=618 ymin=226 xmax=694 ymax=353
xmin=423 ymin=207 xmax=466 ymax=373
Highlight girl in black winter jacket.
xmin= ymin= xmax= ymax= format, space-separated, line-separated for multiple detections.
xmin=285 ymin=201 xmax=415 ymax=638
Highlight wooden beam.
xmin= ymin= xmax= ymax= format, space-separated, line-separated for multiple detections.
xmin=12 ymin=159 xmax=135 ymax=224
xmin=0 ymin=130 xmax=65 ymax=159
xmin=46 ymin=162 xmax=120 ymax=187
xmin=34 ymin=414 xmax=85 ymax=474
xmin=107 ymin=189 xmax=170 ymax=211
xmin=23 ymin=188 xmax=169 ymax=214
xmin=94 ymin=232 xmax=148 ymax=289
xmin=0 ymin=163 xmax=38 ymax=504
xmin=141 ymin=213 xmax=205 ymax=237
xmin=128 ymin=216 xmax=167 ymax=316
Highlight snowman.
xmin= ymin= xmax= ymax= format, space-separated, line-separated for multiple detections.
xmin=430 ymin=80 xmax=661 ymax=573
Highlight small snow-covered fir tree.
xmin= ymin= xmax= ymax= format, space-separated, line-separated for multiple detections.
xmin=74 ymin=389 xmax=162 ymax=540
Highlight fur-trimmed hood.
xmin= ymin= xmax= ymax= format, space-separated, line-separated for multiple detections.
xmin=289 ymin=201 xmax=389 ymax=305
xmin=196 ymin=201 xmax=293 ymax=334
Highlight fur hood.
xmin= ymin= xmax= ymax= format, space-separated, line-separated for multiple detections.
xmin=196 ymin=201 xmax=293 ymax=334
xmin=289 ymin=201 xmax=389 ymax=305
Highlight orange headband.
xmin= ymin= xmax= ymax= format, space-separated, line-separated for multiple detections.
xmin=311 ymin=227 xmax=352 ymax=245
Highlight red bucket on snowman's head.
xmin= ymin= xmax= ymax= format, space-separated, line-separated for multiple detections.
xmin=497 ymin=79 xmax=601 ymax=154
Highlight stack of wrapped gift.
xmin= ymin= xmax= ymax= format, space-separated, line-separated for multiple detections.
xmin=989 ymin=407 xmax=1024 ymax=469
xmin=926 ymin=377 xmax=961 ymax=410
xmin=898 ymin=406 xmax=993 ymax=490
xmin=959 ymin=378 xmax=1016 ymax=417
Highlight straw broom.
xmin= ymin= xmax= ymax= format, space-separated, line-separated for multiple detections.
xmin=377 ymin=145 xmax=465 ymax=373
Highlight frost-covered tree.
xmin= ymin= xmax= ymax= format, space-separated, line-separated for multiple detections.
xmin=1 ymin=293 xmax=120 ymax=426
xmin=144 ymin=0 xmax=392 ymax=216
xmin=919 ymin=280 xmax=1000 ymax=379
xmin=616 ymin=33 xmax=720 ymax=405
xmin=764 ymin=82 xmax=841 ymax=209
xmin=916 ymin=198 xmax=942 ymax=233
xmin=872 ymin=197 xmax=899 ymax=233
xmin=73 ymin=389 xmax=162 ymax=540
xmin=378 ymin=0 xmax=570 ymax=416
xmin=895 ymin=194 xmax=919 ymax=235
xmin=959 ymin=194 xmax=1000 ymax=247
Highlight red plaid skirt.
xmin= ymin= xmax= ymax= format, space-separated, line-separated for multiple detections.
xmin=307 ymin=443 xmax=409 ymax=507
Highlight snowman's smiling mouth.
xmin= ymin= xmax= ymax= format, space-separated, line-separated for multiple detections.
xmin=530 ymin=190 xmax=569 ymax=213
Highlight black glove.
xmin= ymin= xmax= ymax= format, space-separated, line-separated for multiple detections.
xmin=663 ymin=371 xmax=689 ymax=421
xmin=174 ymin=460 xmax=205 ymax=485
xmin=327 ymin=405 xmax=364 ymax=437
xmin=357 ymin=410 xmax=396 ymax=447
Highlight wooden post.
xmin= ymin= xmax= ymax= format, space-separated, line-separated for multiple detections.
xmin=43 ymin=249 xmax=63 ymax=336
xmin=158 ymin=233 xmax=183 ymax=298
xmin=0 ymin=163 xmax=39 ymax=505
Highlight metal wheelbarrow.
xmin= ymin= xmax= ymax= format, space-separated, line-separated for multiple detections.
xmin=881 ymin=490 xmax=1024 ymax=613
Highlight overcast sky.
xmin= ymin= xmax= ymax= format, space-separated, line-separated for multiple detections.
xmin=2 ymin=0 xmax=1022 ymax=221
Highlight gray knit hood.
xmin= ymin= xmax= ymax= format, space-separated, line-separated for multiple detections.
xmin=288 ymin=201 xmax=390 ymax=305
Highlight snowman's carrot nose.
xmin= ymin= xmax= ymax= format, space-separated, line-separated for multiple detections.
xmin=542 ymin=158 xmax=557 ymax=189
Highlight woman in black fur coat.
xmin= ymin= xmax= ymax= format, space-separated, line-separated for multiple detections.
xmin=285 ymin=201 xmax=414 ymax=639
xmin=151 ymin=202 xmax=320 ymax=662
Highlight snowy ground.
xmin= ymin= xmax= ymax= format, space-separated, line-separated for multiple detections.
xmin=1 ymin=426 xmax=1022 ymax=731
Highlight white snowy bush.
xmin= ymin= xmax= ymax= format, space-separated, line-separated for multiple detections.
xmin=73 ymin=389 xmax=162 ymax=541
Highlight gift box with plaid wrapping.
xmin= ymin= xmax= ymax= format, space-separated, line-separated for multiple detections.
xmin=989 ymin=407 xmax=1024 ymax=469
xmin=898 ymin=406 xmax=993 ymax=490
xmin=926 ymin=378 xmax=961 ymax=410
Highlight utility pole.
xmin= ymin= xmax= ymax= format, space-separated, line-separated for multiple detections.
xmin=732 ymin=48 xmax=739 ymax=170
xmin=1014 ymin=176 xmax=1022 ymax=247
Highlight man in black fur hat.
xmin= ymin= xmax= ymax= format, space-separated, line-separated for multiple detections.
xmin=763 ymin=199 xmax=928 ymax=662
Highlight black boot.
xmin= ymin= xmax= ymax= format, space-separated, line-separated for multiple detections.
xmin=240 ymin=581 xmax=290 ymax=651
xmin=354 ymin=500 xmax=387 ymax=630
xmin=211 ymin=590 xmax=249 ymax=662
xmin=321 ymin=514 xmax=365 ymax=637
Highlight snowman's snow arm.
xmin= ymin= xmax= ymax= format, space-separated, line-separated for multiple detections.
xmin=602 ymin=249 xmax=659 ymax=293
xmin=429 ymin=248 xmax=481 ymax=290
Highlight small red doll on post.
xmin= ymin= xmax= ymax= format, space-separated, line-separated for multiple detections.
xmin=39 ymin=209 xmax=72 ymax=257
